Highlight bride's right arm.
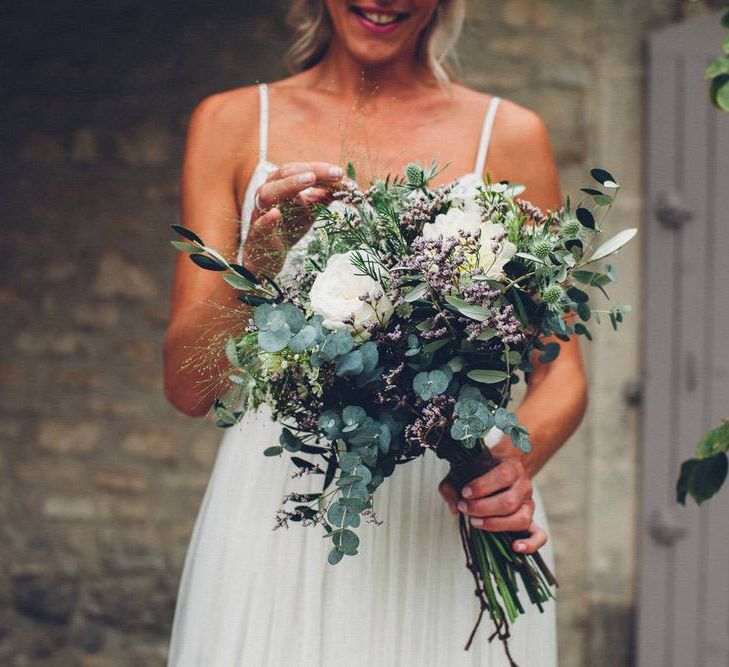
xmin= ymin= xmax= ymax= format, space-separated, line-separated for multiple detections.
xmin=163 ymin=92 xmax=257 ymax=417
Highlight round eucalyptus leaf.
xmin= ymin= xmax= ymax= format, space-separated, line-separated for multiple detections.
xmin=342 ymin=405 xmax=366 ymax=430
xmin=263 ymin=445 xmax=283 ymax=457
xmin=277 ymin=302 xmax=306 ymax=333
xmin=317 ymin=410 xmax=342 ymax=439
xmin=338 ymin=452 xmax=361 ymax=472
xmin=258 ymin=326 xmax=291 ymax=352
xmin=279 ymin=428 xmax=303 ymax=452
xmin=359 ymin=341 xmax=379 ymax=373
xmin=334 ymin=529 xmax=360 ymax=555
xmin=288 ymin=325 xmax=317 ymax=353
xmin=328 ymin=547 xmax=344 ymax=565
xmin=351 ymin=465 xmax=372 ymax=485
xmin=335 ymin=350 xmax=364 ymax=377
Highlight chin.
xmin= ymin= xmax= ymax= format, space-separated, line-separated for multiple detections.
xmin=326 ymin=1 xmax=438 ymax=67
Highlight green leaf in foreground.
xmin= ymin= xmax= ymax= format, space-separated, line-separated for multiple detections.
xmin=676 ymin=421 xmax=729 ymax=506
xmin=696 ymin=420 xmax=729 ymax=458
xmin=677 ymin=453 xmax=728 ymax=505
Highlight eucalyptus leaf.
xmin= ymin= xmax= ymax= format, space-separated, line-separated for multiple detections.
xmin=590 ymin=168 xmax=617 ymax=187
xmin=190 ymin=253 xmax=226 ymax=271
xmin=586 ymin=228 xmax=637 ymax=264
xmin=575 ymin=207 xmax=595 ymax=230
xmin=223 ymin=274 xmax=255 ymax=290
xmin=170 ymin=240 xmax=199 ymax=253
xmin=225 ymin=337 xmax=240 ymax=367
xmin=258 ymin=327 xmax=291 ymax=352
xmin=467 ymin=369 xmax=509 ymax=384
xmin=403 ymin=282 xmax=429 ymax=302
xmin=171 ymin=224 xmax=204 ymax=245
xmin=444 ymin=295 xmax=491 ymax=321
xmin=336 ymin=350 xmax=364 ymax=377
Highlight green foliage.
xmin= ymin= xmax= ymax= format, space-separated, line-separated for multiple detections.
xmin=677 ymin=421 xmax=729 ymax=505
xmin=707 ymin=8 xmax=729 ymax=112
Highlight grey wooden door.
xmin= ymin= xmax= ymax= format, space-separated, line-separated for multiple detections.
xmin=638 ymin=11 xmax=729 ymax=667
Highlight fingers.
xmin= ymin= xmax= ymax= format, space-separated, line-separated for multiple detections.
xmin=258 ymin=172 xmax=320 ymax=209
xmin=512 ymin=521 xmax=548 ymax=554
xmin=258 ymin=163 xmax=343 ymax=208
xmin=466 ymin=499 xmax=534 ymax=532
xmin=241 ymin=207 xmax=283 ymax=272
xmin=438 ymin=476 xmax=459 ymax=515
xmin=460 ymin=457 xmax=525 ymax=499
xmin=274 ymin=162 xmax=344 ymax=182
xmin=458 ymin=476 xmax=532 ymax=518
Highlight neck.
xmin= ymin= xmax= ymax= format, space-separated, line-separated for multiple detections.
xmin=307 ymin=38 xmax=439 ymax=101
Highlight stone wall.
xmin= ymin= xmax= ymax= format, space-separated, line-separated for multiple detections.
xmin=0 ymin=1 xmax=695 ymax=665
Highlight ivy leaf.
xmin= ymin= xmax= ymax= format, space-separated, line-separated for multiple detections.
xmin=677 ymin=453 xmax=728 ymax=506
xmin=695 ymin=420 xmax=729 ymax=459
xmin=710 ymin=74 xmax=729 ymax=112
xmin=705 ymin=56 xmax=729 ymax=80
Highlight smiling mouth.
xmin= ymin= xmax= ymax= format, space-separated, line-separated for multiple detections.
xmin=350 ymin=6 xmax=410 ymax=27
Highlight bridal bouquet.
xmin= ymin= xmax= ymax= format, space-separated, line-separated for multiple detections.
xmin=171 ymin=163 xmax=635 ymax=662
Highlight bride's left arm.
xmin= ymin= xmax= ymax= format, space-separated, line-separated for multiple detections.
xmin=488 ymin=101 xmax=588 ymax=478
xmin=439 ymin=104 xmax=587 ymax=549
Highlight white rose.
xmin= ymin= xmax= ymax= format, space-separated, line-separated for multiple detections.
xmin=309 ymin=251 xmax=394 ymax=335
xmin=478 ymin=229 xmax=517 ymax=279
xmin=449 ymin=173 xmax=485 ymax=214
xmin=421 ymin=209 xmax=517 ymax=280
xmin=422 ymin=207 xmax=482 ymax=241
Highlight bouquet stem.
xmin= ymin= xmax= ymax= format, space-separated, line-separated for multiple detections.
xmin=448 ymin=448 xmax=557 ymax=666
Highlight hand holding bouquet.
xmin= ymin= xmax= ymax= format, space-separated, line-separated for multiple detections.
xmin=171 ymin=162 xmax=635 ymax=664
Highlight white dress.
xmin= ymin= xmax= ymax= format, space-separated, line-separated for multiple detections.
xmin=168 ymin=84 xmax=558 ymax=667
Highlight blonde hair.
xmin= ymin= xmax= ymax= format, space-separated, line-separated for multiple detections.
xmin=284 ymin=0 xmax=466 ymax=84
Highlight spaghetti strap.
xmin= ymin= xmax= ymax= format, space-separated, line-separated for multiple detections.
xmin=473 ymin=96 xmax=501 ymax=177
xmin=258 ymin=83 xmax=269 ymax=163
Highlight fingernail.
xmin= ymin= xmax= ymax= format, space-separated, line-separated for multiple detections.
xmin=298 ymin=171 xmax=316 ymax=184
xmin=515 ymin=543 xmax=526 ymax=552
xmin=329 ymin=166 xmax=343 ymax=179
xmin=461 ymin=486 xmax=473 ymax=498
xmin=457 ymin=501 xmax=467 ymax=513
xmin=448 ymin=501 xmax=457 ymax=515
xmin=470 ymin=518 xmax=483 ymax=528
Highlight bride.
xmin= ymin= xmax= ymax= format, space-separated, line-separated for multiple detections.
xmin=163 ymin=1 xmax=587 ymax=665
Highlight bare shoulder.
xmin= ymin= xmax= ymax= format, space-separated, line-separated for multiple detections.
xmin=185 ymin=85 xmax=260 ymax=162
xmin=455 ymin=86 xmax=560 ymax=208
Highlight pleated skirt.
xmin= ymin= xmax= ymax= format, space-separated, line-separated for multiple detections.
xmin=168 ymin=407 xmax=557 ymax=666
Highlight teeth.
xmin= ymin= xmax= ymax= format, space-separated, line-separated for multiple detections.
xmin=362 ymin=11 xmax=399 ymax=25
